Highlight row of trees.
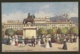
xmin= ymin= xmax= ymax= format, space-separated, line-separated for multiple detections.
xmin=2 ymin=27 xmax=78 ymax=38
xmin=37 ymin=27 xmax=78 ymax=37
xmin=3 ymin=29 xmax=23 ymax=37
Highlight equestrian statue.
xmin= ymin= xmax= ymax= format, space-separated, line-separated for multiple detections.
xmin=23 ymin=13 xmax=35 ymax=26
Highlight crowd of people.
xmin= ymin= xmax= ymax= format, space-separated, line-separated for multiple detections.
xmin=53 ymin=34 xmax=77 ymax=43
xmin=54 ymin=34 xmax=78 ymax=50
xmin=2 ymin=34 xmax=78 ymax=50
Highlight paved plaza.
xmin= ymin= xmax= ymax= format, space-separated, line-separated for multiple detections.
xmin=2 ymin=37 xmax=79 ymax=52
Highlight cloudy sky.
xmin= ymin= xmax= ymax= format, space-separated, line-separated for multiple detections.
xmin=2 ymin=2 xmax=78 ymax=22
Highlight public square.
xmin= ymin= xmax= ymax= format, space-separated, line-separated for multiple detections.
xmin=2 ymin=37 xmax=79 ymax=52
xmin=2 ymin=2 xmax=79 ymax=52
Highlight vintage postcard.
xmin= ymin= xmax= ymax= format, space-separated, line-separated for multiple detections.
xmin=2 ymin=2 xmax=79 ymax=52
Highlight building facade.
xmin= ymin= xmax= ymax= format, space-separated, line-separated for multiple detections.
xmin=3 ymin=18 xmax=76 ymax=31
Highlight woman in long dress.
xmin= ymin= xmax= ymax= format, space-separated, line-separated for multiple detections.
xmin=38 ymin=39 xmax=41 ymax=45
xmin=57 ymin=36 xmax=60 ymax=43
xmin=12 ymin=36 xmax=15 ymax=45
xmin=15 ymin=35 xmax=18 ymax=46
xmin=8 ymin=36 xmax=12 ymax=45
xmin=48 ymin=37 xmax=52 ymax=48
xmin=7 ymin=36 xmax=11 ymax=45
xmin=70 ymin=35 xmax=73 ymax=43
xmin=73 ymin=35 xmax=77 ymax=42
xmin=31 ymin=36 xmax=35 ymax=47
xmin=62 ymin=37 xmax=67 ymax=50
xmin=19 ymin=38 xmax=25 ymax=47
xmin=6 ymin=35 xmax=9 ymax=45
xmin=15 ymin=38 xmax=18 ymax=46
xmin=45 ymin=37 xmax=50 ymax=48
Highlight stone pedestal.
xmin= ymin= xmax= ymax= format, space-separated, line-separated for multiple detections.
xmin=23 ymin=26 xmax=37 ymax=39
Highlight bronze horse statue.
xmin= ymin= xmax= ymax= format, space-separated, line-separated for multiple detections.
xmin=23 ymin=13 xmax=35 ymax=26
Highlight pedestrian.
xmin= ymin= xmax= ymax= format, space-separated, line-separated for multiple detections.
xmin=43 ymin=37 xmax=46 ymax=47
xmin=73 ymin=35 xmax=76 ymax=42
xmin=34 ymin=38 xmax=36 ymax=45
xmin=4 ymin=35 xmax=7 ymax=44
xmin=48 ymin=37 xmax=52 ymax=48
xmin=75 ymin=35 xmax=77 ymax=42
xmin=67 ymin=35 xmax=70 ymax=42
xmin=62 ymin=37 xmax=67 ymax=50
xmin=66 ymin=36 xmax=69 ymax=42
xmin=72 ymin=34 xmax=74 ymax=42
xmin=41 ymin=37 xmax=45 ymax=46
xmin=38 ymin=38 xmax=41 ymax=45
xmin=24 ymin=39 xmax=27 ymax=45
xmin=22 ymin=40 xmax=25 ymax=47
xmin=19 ymin=40 xmax=22 ymax=47
xmin=9 ymin=37 xmax=12 ymax=45
xmin=15 ymin=35 xmax=18 ymax=46
xmin=7 ymin=36 xmax=10 ymax=45
xmin=57 ymin=36 xmax=60 ymax=43
xmin=68 ymin=34 xmax=71 ymax=42
xmin=15 ymin=38 xmax=18 ymax=46
xmin=31 ymin=36 xmax=35 ymax=47
xmin=70 ymin=35 xmax=73 ymax=43
xmin=45 ymin=37 xmax=50 ymax=48
xmin=8 ymin=36 xmax=11 ymax=45
xmin=6 ymin=35 xmax=9 ymax=45
xmin=41 ymin=37 xmax=44 ymax=44
xmin=22 ymin=37 xmax=25 ymax=46
xmin=36 ymin=38 xmax=38 ymax=45
xmin=12 ymin=36 xmax=15 ymax=45
xmin=19 ymin=38 xmax=25 ymax=47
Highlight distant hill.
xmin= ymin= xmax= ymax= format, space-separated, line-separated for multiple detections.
xmin=50 ymin=17 xmax=78 ymax=25
xmin=70 ymin=17 xmax=78 ymax=24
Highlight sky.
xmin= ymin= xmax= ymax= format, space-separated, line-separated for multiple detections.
xmin=2 ymin=2 xmax=78 ymax=22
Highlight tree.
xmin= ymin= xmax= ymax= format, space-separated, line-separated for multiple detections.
xmin=2 ymin=23 xmax=6 ymax=36
xmin=16 ymin=30 xmax=23 ymax=35
xmin=57 ymin=28 xmax=61 ymax=34
xmin=69 ymin=27 xmax=78 ymax=35
xmin=2 ymin=29 xmax=5 ymax=36
xmin=51 ymin=27 xmax=57 ymax=41
xmin=37 ymin=28 xmax=47 ymax=37
xmin=52 ymin=27 xmax=57 ymax=35
xmin=74 ymin=27 xmax=78 ymax=35
xmin=2 ymin=25 xmax=5 ymax=36
xmin=36 ymin=30 xmax=39 ymax=37
xmin=37 ymin=28 xmax=47 ymax=44
xmin=60 ymin=27 xmax=69 ymax=35
xmin=47 ymin=29 xmax=53 ymax=35
xmin=57 ymin=27 xmax=69 ymax=44
xmin=5 ymin=29 xmax=15 ymax=37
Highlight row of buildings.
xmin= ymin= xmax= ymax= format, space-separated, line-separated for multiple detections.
xmin=2 ymin=17 xmax=76 ymax=31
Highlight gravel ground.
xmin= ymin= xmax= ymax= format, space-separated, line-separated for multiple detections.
xmin=2 ymin=37 xmax=79 ymax=52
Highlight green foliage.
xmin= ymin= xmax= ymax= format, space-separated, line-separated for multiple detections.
xmin=70 ymin=27 xmax=78 ymax=35
xmin=2 ymin=24 xmax=5 ymax=36
xmin=60 ymin=27 xmax=69 ymax=35
xmin=37 ymin=28 xmax=47 ymax=35
xmin=47 ymin=29 xmax=53 ymax=34
xmin=2 ymin=29 xmax=5 ymax=36
xmin=57 ymin=28 xmax=61 ymax=34
xmin=5 ymin=29 xmax=15 ymax=36
xmin=16 ymin=30 xmax=23 ymax=35
xmin=52 ymin=27 xmax=57 ymax=35
xmin=74 ymin=28 xmax=78 ymax=35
